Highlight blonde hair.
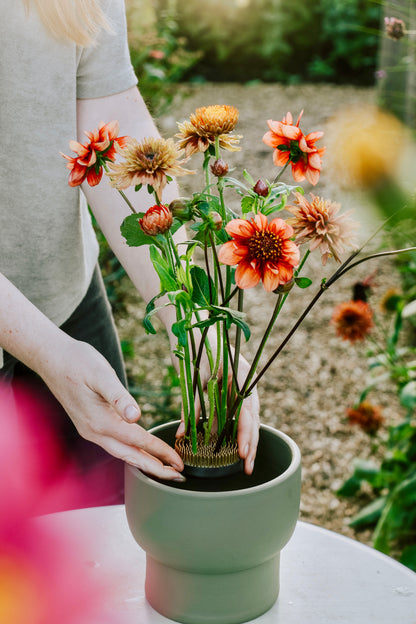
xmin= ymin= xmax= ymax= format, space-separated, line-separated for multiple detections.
xmin=24 ymin=0 xmax=110 ymax=47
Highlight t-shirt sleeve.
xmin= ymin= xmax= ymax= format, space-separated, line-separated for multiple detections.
xmin=76 ymin=0 xmax=137 ymax=99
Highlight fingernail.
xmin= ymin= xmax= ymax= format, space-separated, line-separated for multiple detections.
xmin=176 ymin=422 xmax=185 ymax=436
xmin=173 ymin=475 xmax=186 ymax=482
xmin=125 ymin=405 xmax=140 ymax=422
xmin=243 ymin=443 xmax=249 ymax=458
xmin=172 ymin=461 xmax=184 ymax=471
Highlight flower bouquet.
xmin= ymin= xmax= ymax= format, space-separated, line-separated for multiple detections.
xmin=62 ymin=105 xmax=414 ymax=477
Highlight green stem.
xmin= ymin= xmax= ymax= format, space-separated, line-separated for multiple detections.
xmin=272 ymin=160 xmax=290 ymax=185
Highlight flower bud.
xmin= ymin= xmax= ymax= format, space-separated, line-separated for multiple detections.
xmin=210 ymin=159 xmax=229 ymax=178
xmin=168 ymin=198 xmax=193 ymax=222
xmin=139 ymin=204 xmax=173 ymax=236
xmin=273 ymin=278 xmax=294 ymax=294
xmin=209 ymin=211 xmax=223 ymax=231
xmin=252 ymin=179 xmax=269 ymax=197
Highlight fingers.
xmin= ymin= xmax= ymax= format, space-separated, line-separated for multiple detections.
xmin=99 ymin=435 xmax=186 ymax=482
xmin=102 ymin=381 xmax=141 ymax=424
xmin=106 ymin=419 xmax=184 ymax=472
xmin=237 ymin=391 xmax=260 ymax=475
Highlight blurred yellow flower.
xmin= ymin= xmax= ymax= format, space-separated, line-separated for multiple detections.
xmin=326 ymin=105 xmax=409 ymax=188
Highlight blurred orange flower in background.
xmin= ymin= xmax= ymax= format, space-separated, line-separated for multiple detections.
xmin=346 ymin=401 xmax=384 ymax=434
xmin=331 ymin=299 xmax=374 ymax=343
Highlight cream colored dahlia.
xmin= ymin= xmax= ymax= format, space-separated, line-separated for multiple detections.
xmin=108 ymin=137 xmax=193 ymax=200
xmin=286 ymin=192 xmax=358 ymax=265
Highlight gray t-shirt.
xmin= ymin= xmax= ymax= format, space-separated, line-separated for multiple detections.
xmin=0 ymin=0 xmax=137 ymax=332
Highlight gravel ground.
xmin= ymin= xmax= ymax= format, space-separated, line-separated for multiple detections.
xmin=115 ymin=83 xmax=402 ymax=548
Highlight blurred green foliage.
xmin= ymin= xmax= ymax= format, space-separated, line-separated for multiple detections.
xmin=337 ymin=286 xmax=416 ymax=570
xmin=156 ymin=0 xmax=382 ymax=85
xmin=126 ymin=0 xmax=201 ymax=115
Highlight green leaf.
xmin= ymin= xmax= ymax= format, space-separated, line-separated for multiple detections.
xmin=143 ymin=312 xmax=157 ymax=335
xmin=149 ymin=246 xmax=177 ymax=291
xmin=243 ymin=169 xmax=255 ymax=186
xmin=231 ymin=315 xmax=251 ymax=341
xmin=353 ymin=459 xmax=380 ymax=484
xmin=211 ymin=305 xmax=251 ymax=341
xmin=348 ymin=496 xmax=387 ymax=528
xmin=241 ymin=195 xmax=255 ymax=214
xmin=143 ymin=290 xmax=167 ymax=335
xmin=134 ymin=184 xmax=143 ymax=192
xmin=172 ymin=319 xmax=188 ymax=347
xmin=400 ymin=381 xmax=416 ymax=410
xmin=190 ymin=266 xmax=216 ymax=307
xmin=400 ymin=545 xmax=416 ymax=571
xmin=120 ymin=214 xmax=154 ymax=247
xmin=337 ymin=476 xmax=362 ymax=497
xmin=295 ymin=277 xmax=312 ymax=289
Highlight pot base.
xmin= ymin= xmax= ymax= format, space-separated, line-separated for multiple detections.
xmin=145 ymin=553 xmax=280 ymax=624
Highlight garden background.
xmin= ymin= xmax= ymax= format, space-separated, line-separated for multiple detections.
xmin=99 ymin=0 xmax=416 ymax=568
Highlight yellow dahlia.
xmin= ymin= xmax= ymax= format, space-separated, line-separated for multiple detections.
xmin=108 ymin=137 xmax=194 ymax=200
xmin=175 ymin=105 xmax=241 ymax=156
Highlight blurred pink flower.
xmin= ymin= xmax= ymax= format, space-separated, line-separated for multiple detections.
xmin=0 ymin=383 xmax=113 ymax=623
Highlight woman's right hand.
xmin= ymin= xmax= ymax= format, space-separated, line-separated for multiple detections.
xmin=40 ymin=337 xmax=185 ymax=481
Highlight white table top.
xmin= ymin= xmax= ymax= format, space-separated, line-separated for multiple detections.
xmin=39 ymin=504 xmax=416 ymax=624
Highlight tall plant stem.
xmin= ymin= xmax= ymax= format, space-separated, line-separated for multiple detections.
xmin=103 ymin=163 xmax=137 ymax=214
xmin=272 ymin=160 xmax=290 ymax=185
xmin=215 ymin=136 xmax=227 ymax=221
xmin=246 ymin=245 xmax=416 ymax=396
xmin=209 ymin=232 xmax=240 ymax=392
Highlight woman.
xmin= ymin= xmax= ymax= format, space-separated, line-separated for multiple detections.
xmin=0 ymin=0 xmax=259 ymax=503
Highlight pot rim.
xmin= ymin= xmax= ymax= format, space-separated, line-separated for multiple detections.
xmin=126 ymin=421 xmax=301 ymax=498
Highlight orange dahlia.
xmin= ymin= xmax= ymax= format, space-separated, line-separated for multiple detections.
xmin=218 ymin=214 xmax=300 ymax=291
xmin=139 ymin=204 xmax=173 ymax=236
xmin=61 ymin=120 xmax=128 ymax=187
xmin=286 ymin=192 xmax=358 ymax=265
xmin=263 ymin=111 xmax=325 ymax=186
xmin=108 ymin=137 xmax=193 ymax=201
xmin=176 ymin=105 xmax=241 ymax=156
xmin=332 ymin=300 xmax=374 ymax=343
xmin=346 ymin=402 xmax=384 ymax=434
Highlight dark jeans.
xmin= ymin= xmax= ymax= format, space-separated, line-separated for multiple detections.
xmin=1 ymin=266 xmax=127 ymax=508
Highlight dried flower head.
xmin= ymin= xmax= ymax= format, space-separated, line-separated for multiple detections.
xmin=139 ymin=204 xmax=173 ymax=236
xmin=61 ymin=120 xmax=128 ymax=187
xmin=108 ymin=137 xmax=193 ymax=200
xmin=286 ymin=192 xmax=358 ymax=265
xmin=346 ymin=402 xmax=384 ymax=434
xmin=176 ymin=105 xmax=241 ymax=156
xmin=263 ymin=111 xmax=325 ymax=185
xmin=384 ymin=16 xmax=406 ymax=40
xmin=332 ymin=300 xmax=374 ymax=343
xmin=218 ymin=214 xmax=300 ymax=291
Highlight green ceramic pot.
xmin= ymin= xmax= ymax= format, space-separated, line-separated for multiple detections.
xmin=125 ymin=421 xmax=301 ymax=624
